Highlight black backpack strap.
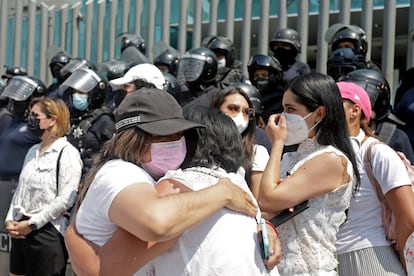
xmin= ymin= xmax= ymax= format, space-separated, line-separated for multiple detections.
xmin=377 ymin=122 xmax=397 ymax=145
xmin=56 ymin=145 xmax=68 ymax=195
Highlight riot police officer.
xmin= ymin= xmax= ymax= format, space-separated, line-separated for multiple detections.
xmin=269 ymin=28 xmax=311 ymax=82
xmin=61 ymin=68 xmax=115 ymax=175
xmin=177 ymin=47 xmax=219 ymax=108
xmin=203 ymin=35 xmax=243 ymax=88
xmin=247 ymin=54 xmax=285 ymax=123
xmin=46 ymin=52 xmax=71 ymax=98
xmin=325 ymin=23 xmax=381 ymax=72
xmin=327 ymin=47 xmax=368 ymax=81
xmin=153 ymin=48 xmax=180 ymax=77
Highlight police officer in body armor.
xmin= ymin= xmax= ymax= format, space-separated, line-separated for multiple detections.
xmin=59 ymin=57 xmax=97 ymax=106
xmin=326 ymin=23 xmax=382 ymax=72
xmin=269 ymin=28 xmax=311 ymax=82
xmin=61 ymin=68 xmax=115 ymax=175
xmin=46 ymin=52 xmax=71 ymax=98
xmin=327 ymin=47 xmax=368 ymax=81
xmin=0 ymin=76 xmax=46 ymax=238
xmin=203 ymin=35 xmax=243 ymax=88
xmin=341 ymin=69 xmax=414 ymax=164
xmin=177 ymin=47 xmax=220 ymax=108
xmin=247 ymin=54 xmax=285 ymax=124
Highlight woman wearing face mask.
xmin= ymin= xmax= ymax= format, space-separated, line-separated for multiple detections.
xmin=64 ymin=88 xmax=258 ymax=275
xmin=258 ymin=73 xmax=360 ymax=275
xmin=211 ymin=86 xmax=270 ymax=200
xmin=5 ymin=97 xmax=83 ymax=276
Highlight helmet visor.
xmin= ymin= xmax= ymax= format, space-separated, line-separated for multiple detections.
xmin=0 ymin=76 xmax=37 ymax=101
xmin=60 ymin=59 xmax=88 ymax=78
xmin=177 ymin=57 xmax=205 ymax=83
xmin=61 ymin=68 xmax=101 ymax=93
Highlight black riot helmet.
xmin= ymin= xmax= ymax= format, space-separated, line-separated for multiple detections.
xmin=327 ymin=48 xmax=367 ymax=81
xmin=49 ymin=52 xmax=71 ymax=83
xmin=154 ymin=49 xmax=180 ymax=77
xmin=269 ymin=28 xmax=301 ymax=56
xmin=1 ymin=75 xmax=46 ymax=101
xmin=59 ymin=57 xmax=96 ymax=82
xmin=232 ymin=82 xmax=264 ymax=115
xmin=247 ymin=54 xmax=283 ymax=84
xmin=1 ymin=75 xmax=46 ymax=118
xmin=1 ymin=66 xmax=27 ymax=82
xmin=204 ymin=36 xmax=236 ymax=68
xmin=177 ymin=47 xmax=218 ymax=87
xmin=97 ymin=59 xmax=127 ymax=81
xmin=61 ymin=68 xmax=108 ymax=109
xmin=330 ymin=25 xmax=368 ymax=57
xmin=162 ymin=72 xmax=181 ymax=102
xmin=116 ymin=32 xmax=146 ymax=54
xmin=342 ymin=69 xmax=391 ymax=121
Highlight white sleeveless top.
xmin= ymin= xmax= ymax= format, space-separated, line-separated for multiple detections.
xmin=277 ymin=138 xmax=354 ymax=275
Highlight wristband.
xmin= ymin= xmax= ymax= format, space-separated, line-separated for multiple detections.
xmin=265 ymin=220 xmax=279 ymax=235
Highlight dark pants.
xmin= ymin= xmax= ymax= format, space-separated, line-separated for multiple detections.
xmin=0 ymin=179 xmax=18 ymax=233
xmin=10 ymin=222 xmax=68 ymax=276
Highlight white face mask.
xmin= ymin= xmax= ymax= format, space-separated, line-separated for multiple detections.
xmin=282 ymin=112 xmax=318 ymax=146
xmin=217 ymin=58 xmax=226 ymax=69
xmin=231 ymin=112 xmax=249 ymax=134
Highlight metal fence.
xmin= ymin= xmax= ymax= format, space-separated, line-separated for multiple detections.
xmin=0 ymin=0 xmax=414 ymax=93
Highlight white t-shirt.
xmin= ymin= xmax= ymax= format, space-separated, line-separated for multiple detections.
xmin=76 ymin=159 xmax=155 ymax=246
xmin=252 ymin=144 xmax=270 ymax=172
xmin=136 ymin=167 xmax=279 ymax=276
xmin=336 ymin=130 xmax=411 ymax=253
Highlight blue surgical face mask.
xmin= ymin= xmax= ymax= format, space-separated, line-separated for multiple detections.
xmin=72 ymin=93 xmax=89 ymax=111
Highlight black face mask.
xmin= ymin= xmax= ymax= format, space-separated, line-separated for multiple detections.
xmin=272 ymin=48 xmax=296 ymax=69
xmin=113 ymin=89 xmax=127 ymax=107
xmin=252 ymin=78 xmax=270 ymax=95
xmin=27 ymin=116 xmax=45 ymax=137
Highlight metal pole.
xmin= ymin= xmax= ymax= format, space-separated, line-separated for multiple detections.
xmin=361 ymin=0 xmax=373 ymax=62
xmin=339 ymin=0 xmax=351 ymax=25
xmin=240 ymin=0 xmax=252 ymax=77
xmin=297 ymin=0 xmax=309 ymax=63
xmin=192 ymin=0 xmax=202 ymax=48
xmin=382 ymin=0 xmax=396 ymax=89
xmin=258 ymin=0 xmax=270 ymax=54
xmin=316 ymin=0 xmax=330 ymax=73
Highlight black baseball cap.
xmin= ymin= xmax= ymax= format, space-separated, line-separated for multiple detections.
xmin=115 ymin=87 xmax=204 ymax=135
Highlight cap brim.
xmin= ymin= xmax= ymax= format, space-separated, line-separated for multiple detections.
xmin=137 ymin=118 xmax=204 ymax=136
xmin=109 ymin=76 xmax=134 ymax=89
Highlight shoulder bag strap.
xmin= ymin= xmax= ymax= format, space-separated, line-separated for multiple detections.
xmin=363 ymin=140 xmax=386 ymax=202
xmin=56 ymin=145 xmax=68 ymax=195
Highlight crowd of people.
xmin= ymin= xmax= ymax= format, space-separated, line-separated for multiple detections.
xmin=1 ymin=25 xmax=414 ymax=276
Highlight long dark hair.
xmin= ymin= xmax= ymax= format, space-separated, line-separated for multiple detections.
xmin=182 ymin=106 xmax=243 ymax=173
xmin=288 ymin=72 xmax=361 ymax=192
xmin=210 ymin=86 xmax=255 ymax=178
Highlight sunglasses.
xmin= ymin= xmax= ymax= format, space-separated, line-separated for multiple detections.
xmin=225 ymin=104 xmax=255 ymax=117
xmin=29 ymin=111 xmax=48 ymax=120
